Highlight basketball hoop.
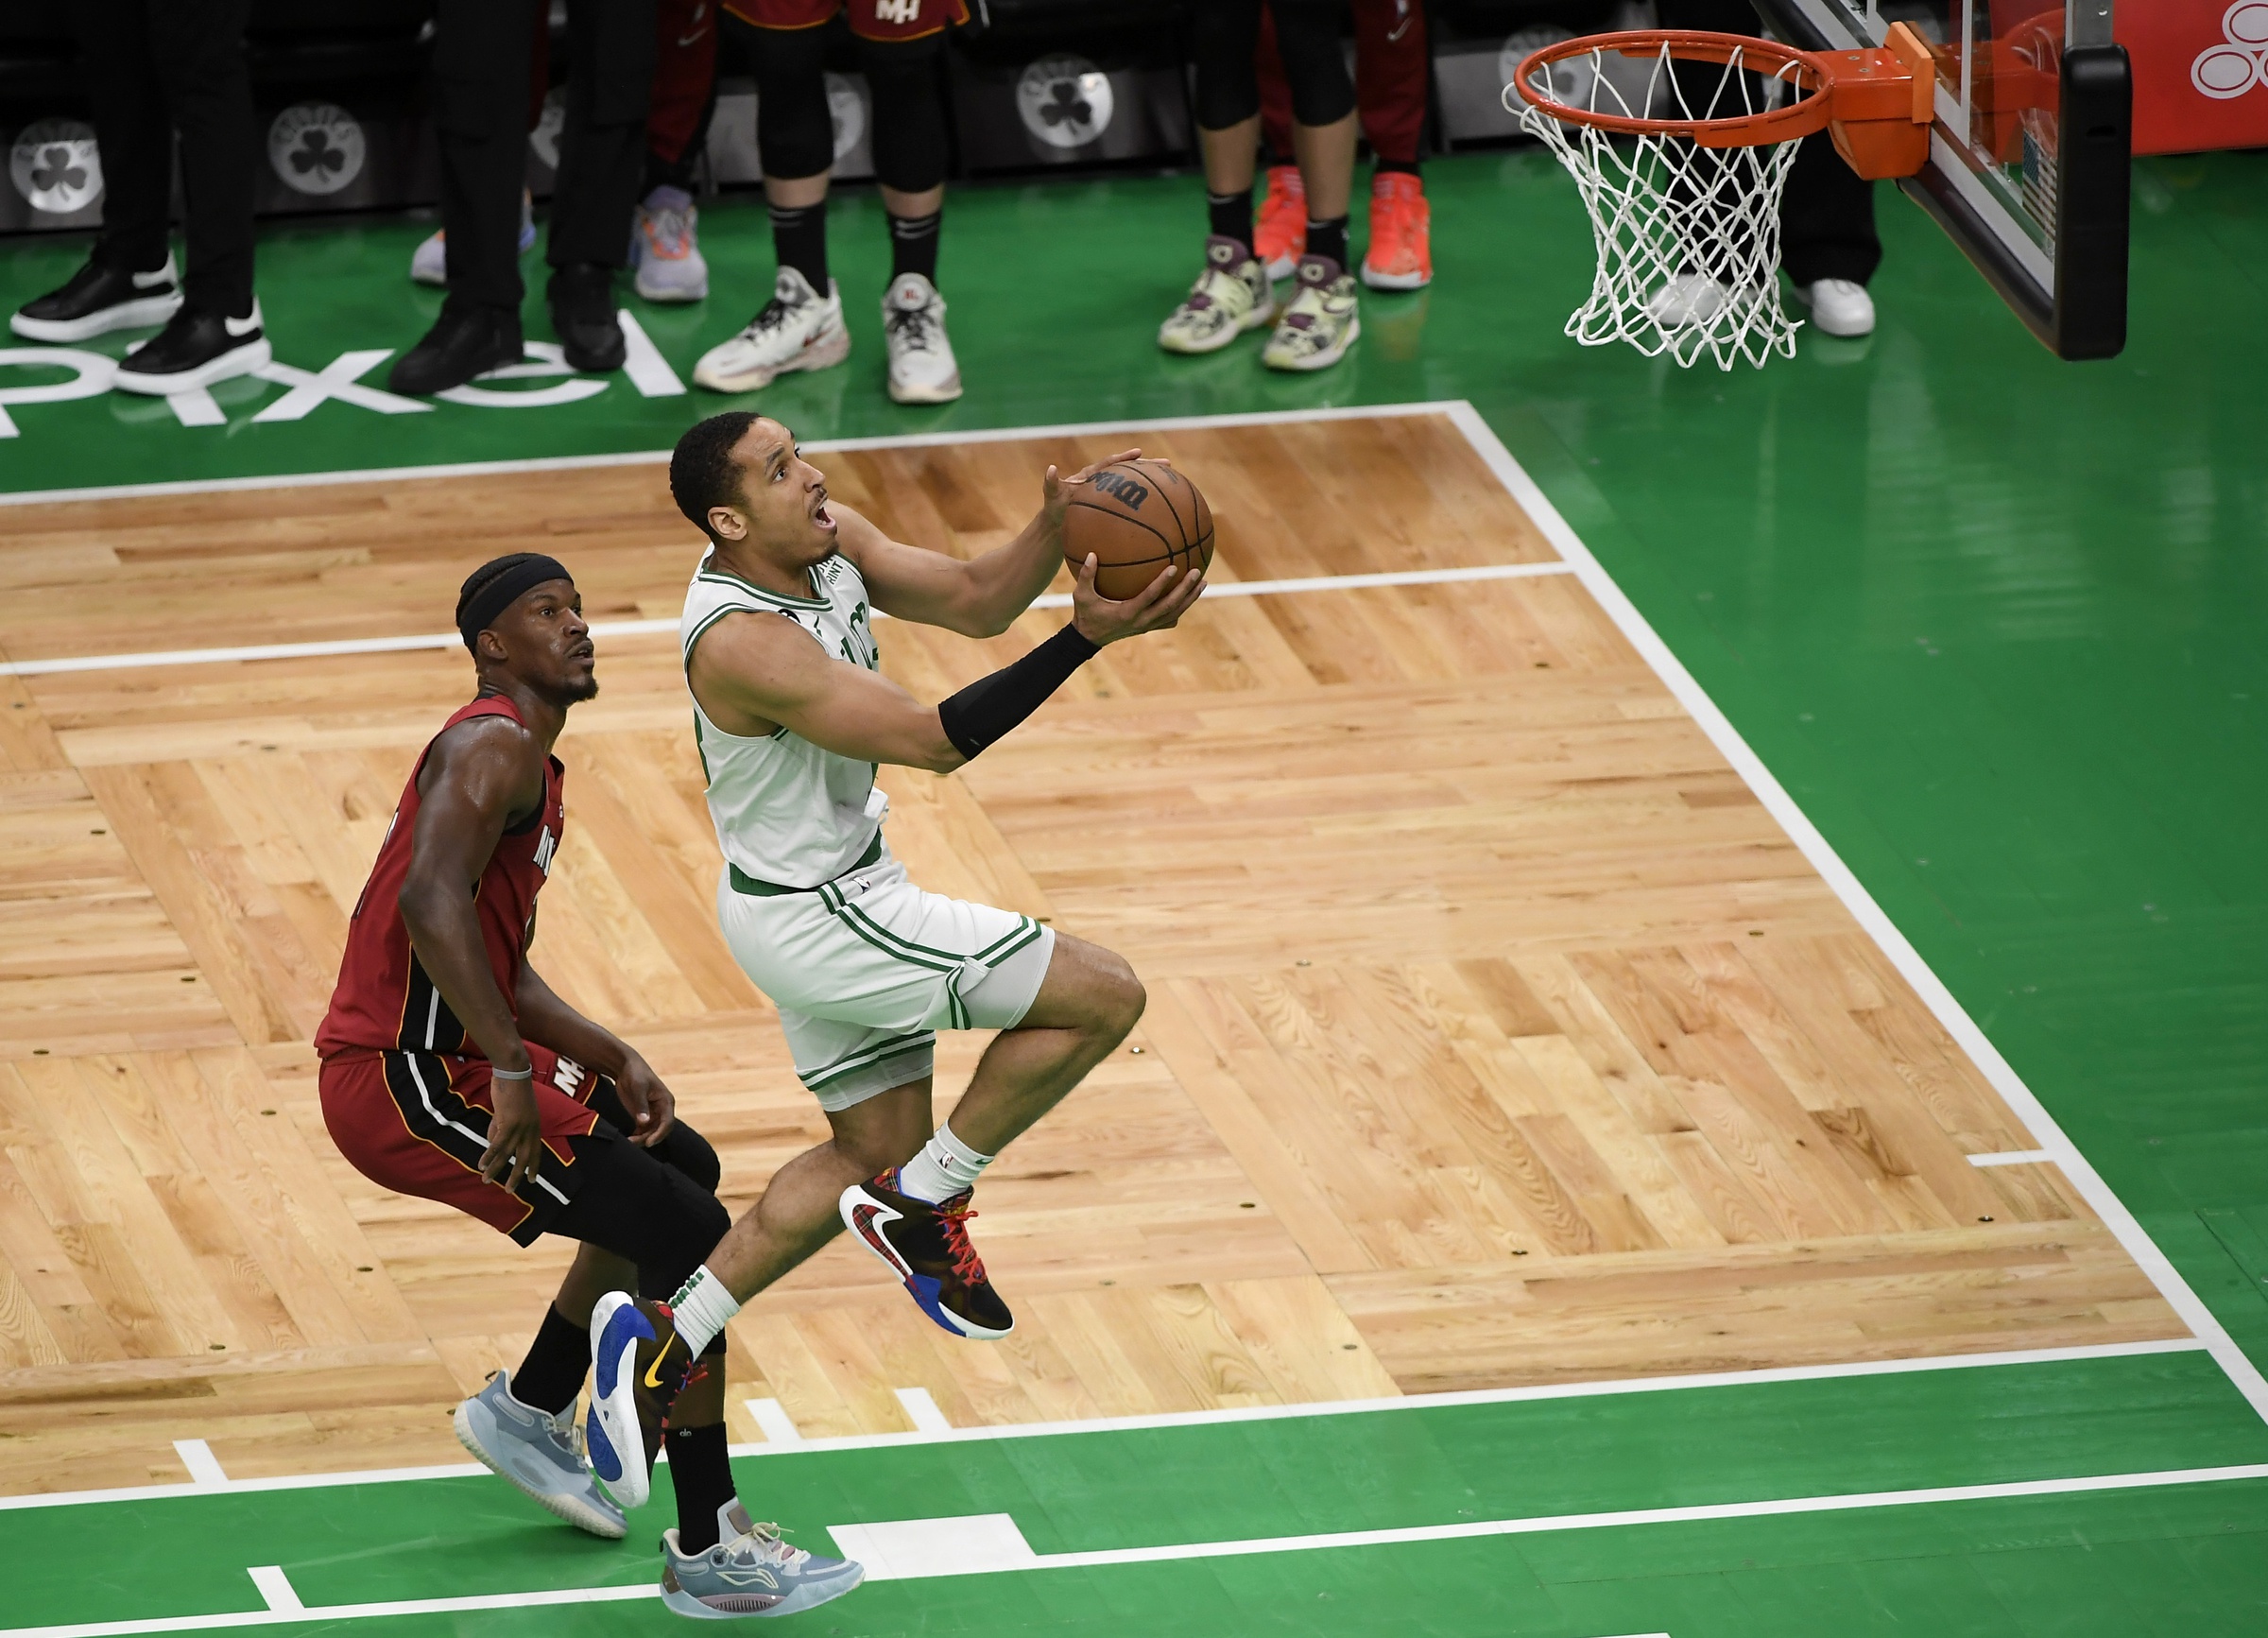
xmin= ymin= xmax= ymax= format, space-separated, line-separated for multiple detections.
xmin=1508 ymin=26 xmax=1934 ymax=370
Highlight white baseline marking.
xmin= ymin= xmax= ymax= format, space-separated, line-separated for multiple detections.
xmin=1969 ymin=1149 xmax=2057 ymax=1167
xmin=170 ymin=1440 xmax=227 ymax=1488
xmin=0 ymin=1337 xmax=2206 ymax=1512
xmin=0 ymin=398 xmax=1456 ymax=509
xmin=894 ymin=1387 xmax=954 ymax=1436
xmin=1441 ymin=400 xmax=2268 ymax=1423
xmin=244 ymin=1569 xmax=301 ymax=1615
xmin=743 ymin=1397 xmax=802 ymax=1444
xmin=3 ymin=1463 xmax=2262 ymax=1638
xmin=0 ymin=561 xmax=1573 ymax=678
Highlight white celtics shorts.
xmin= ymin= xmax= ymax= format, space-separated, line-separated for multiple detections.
xmin=714 ymin=841 xmax=1056 ymax=1111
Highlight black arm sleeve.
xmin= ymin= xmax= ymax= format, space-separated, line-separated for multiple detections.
xmin=936 ymin=625 xmax=1100 ymax=761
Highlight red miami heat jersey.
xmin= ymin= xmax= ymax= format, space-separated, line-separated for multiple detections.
xmin=315 ymin=697 xmax=565 ymax=1059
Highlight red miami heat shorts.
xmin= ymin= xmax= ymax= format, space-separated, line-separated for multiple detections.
xmin=319 ymin=1044 xmax=606 ymax=1244
xmin=724 ymin=0 xmax=969 ymax=42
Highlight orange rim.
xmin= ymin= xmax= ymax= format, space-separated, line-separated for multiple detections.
xmin=1512 ymin=30 xmax=1836 ymax=147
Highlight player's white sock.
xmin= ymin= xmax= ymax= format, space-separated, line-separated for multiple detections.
xmin=897 ymin=1122 xmax=994 ymax=1203
xmin=667 ymin=1265 xmax=743 ymax=1357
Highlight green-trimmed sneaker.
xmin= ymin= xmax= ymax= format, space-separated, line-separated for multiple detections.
xmin=1262 ymin=254 xmax=1361 ymax=372
xmin=1158 ymin=235 xmax=1277 ymax=354
xmin=661 ymin=1500 xmax=866 ymax=1619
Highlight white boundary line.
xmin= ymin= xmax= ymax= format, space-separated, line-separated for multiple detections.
xmin=1969 ymin=1149 xmax=2057 ymax=1168
xmin=1439 ymin=400 xmax=2268 ymax=1423
xmin=0 ymin=1337 xmax=2208 ymax=1512
xmin=0 ymin=561 xmax=1575 ymax=679
xmin=4 ymin=1460 xmax=2265 ymax=1638
xmin=0 ymin=399 xmax=1457 ymax=510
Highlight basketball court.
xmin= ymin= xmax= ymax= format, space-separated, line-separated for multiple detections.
xmin=2 ymin=16 xmax=2267 ymax=1632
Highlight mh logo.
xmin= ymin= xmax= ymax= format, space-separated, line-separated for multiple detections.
xmin=2194 ymin=0 xmax=2268 ymax=97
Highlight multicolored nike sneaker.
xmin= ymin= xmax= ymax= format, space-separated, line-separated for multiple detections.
xmin=838 ymin=1169 xmax=1013 ymax=1340
xmin=586 ymin=1291 xmax=696 ymax=1510
xmin=661 ymin=1500 xmax=866 ymax=1620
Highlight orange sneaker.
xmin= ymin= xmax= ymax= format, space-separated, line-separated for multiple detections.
xmin=1254 ymin=164 xmax=1306 ymax=282
xmin=1362 ymin=171 xmax=1432 ymax=291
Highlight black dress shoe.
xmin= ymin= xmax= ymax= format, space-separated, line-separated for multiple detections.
xmin=11 ymin=254 xmax=181 ymax=343
xmin=389 ymin=305 xmax=524 ymax=395
xmin=548 ymin=263 xmax=625 ymax=372
xmin=114 ymin=302 xmax=271 ymax=394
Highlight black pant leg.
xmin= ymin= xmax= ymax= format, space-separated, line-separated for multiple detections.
xmin=435 ymin=0 xmax=541 ymax=315
xmin=1779 ymin=134 xmax=1881 ymax=285
xmin=78 ymin=0 xmax=175 ymax=276
xmin=548 ymin=0 xmax=657 ymax=273
xmin=146 ymin=0 xmax=255 ymax=316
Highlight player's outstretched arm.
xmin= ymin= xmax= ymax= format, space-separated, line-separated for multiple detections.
xmin=514 ymin=962 xmax=677 ymax=1147
xmin=688 ymin=553 xmax=1204 ymax=774
xmin=839 ymin=448 xmax=1148 ymax=636
xmin=398 ymin=716 xmax=549 ymax=1190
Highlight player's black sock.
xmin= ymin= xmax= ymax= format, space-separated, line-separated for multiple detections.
xmin=667 ymin=1423 xmax=735 ymax=1552
xmin=511 ymin=1304 xmax=590 ymax=1415
xmin=1306 ymin=215 xmax=1350 ymax=271
xmin=768 ymin=200 xmax=829 ymax=294
xmin=1375 ymin=157 xmax=1422 ymax=178
xmin=1208 ymin=188 xmax=1254 ymax=252
xmin=888 ymin=209 xmax=942 ymax=284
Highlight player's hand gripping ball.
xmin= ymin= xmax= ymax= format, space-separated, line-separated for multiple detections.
xmin=1061 ymin=457 xmax=1214 ymax=600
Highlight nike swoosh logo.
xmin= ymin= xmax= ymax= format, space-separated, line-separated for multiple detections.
xmin=644 ymin=1329 xmax=677 ymax=1389
xmin=852 ymin=1203 xmax=912 ymax=1279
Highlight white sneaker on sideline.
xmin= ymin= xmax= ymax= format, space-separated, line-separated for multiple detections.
xmin=1794 ymin=277 xmax=1876 ymax=337
xmin=881 ymin=272 xmax=961 ymax=404
xmin=631 ymin=185 xmax=709 ymax=302
xmin=1645 ymin=271 xmax=1729 ymax=327
xmin=692 ymin=266 xmax=850 ymax=394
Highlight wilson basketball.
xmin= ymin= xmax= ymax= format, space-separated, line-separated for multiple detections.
xmin=1061 ymin=458 xmax=1213 ymax=601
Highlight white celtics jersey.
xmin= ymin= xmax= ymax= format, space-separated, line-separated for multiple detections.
xmin=680 ymin=546 xmax=886 ymax=889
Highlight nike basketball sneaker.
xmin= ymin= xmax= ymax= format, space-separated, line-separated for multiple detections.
xmin=839 ymin=1169 xmax=1013 ymax=1340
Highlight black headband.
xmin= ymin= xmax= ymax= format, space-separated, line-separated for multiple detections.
xmin=456 ymin=554 xmax=574 ymax=653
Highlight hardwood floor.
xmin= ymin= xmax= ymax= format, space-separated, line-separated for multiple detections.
xmin=0 ymin=413 xmax=2183 ymax=1494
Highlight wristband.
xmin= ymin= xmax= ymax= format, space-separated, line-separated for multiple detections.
xmin=936 ymin=624 xmax=1100 ymax=760
xmin=490 ymin=1063 xmax=535 ymax=1082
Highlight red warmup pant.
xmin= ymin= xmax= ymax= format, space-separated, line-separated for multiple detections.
xmin=1256 ymin=0 xmax=1427 ymax=164
xmin=524 ymin=0 xmax=718 ymax=163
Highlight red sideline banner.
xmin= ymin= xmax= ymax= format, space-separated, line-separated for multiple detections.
xmin=2118 ymin=0 xmax=2268 ymax=153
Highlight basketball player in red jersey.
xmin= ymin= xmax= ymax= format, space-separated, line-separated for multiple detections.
xmin=314 ymin=553 xmax=864 ymax=1620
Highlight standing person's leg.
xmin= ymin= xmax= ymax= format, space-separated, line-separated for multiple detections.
xmin=1352 ymin=0 xmax=1432 ymax=291
xmin=110 ymin=0 xmax=270 ymax=392
xmin=631 ymin=0 xmax=719 ymax=302
xmin=857 ymin=8 xmax=964 ymax=404
xmin=1252 ymin=5 xmax=1307 ymax=278
xmin=547 ymin=0 xmax=658 ymax=371
xmin=1263 ymin=0 xmax=1362 ymax=371
xmin=11 ymin=0 xmax=185 ymax=341
xmin=1780 ymin=136 xmax=1880 ymax=336
xmin=408 ymin=6 xmax=546 ymax=288
xmin=1158 ymin=0 xmax=1280 ymax=353
xmin=391 ymin=0 xmax=541 ymax=392
xmin=689 ymin=5 xmax=849 ymax=394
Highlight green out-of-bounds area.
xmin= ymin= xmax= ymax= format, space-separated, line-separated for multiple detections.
xmin=5 ymin=1348 xmax=2267 ymax=1635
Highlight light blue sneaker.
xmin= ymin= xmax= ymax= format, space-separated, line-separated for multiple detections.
xmin=661 ymin=1501 xmax=865 ymax=1620
xmin=452 ymin=1370 xmax=626 ymax=1539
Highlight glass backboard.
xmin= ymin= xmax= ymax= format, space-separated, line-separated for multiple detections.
xmin=1750 ymin=0 xmax=2132 ymax=357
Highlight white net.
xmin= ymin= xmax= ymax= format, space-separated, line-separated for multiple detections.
xmin=1510 ymin=42 xmax=1810 ymax=371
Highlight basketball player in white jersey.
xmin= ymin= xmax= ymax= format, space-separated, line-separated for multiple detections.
xmin=584 ymin=412 xmax=1202 ymax=1466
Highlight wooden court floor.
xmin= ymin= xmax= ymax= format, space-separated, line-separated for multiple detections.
xmin=0 ymin=411 xmax=2184 ymax=1495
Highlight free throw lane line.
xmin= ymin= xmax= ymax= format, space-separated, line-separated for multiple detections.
xmin=0 ymin=561 xmax=1576 ymax=679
